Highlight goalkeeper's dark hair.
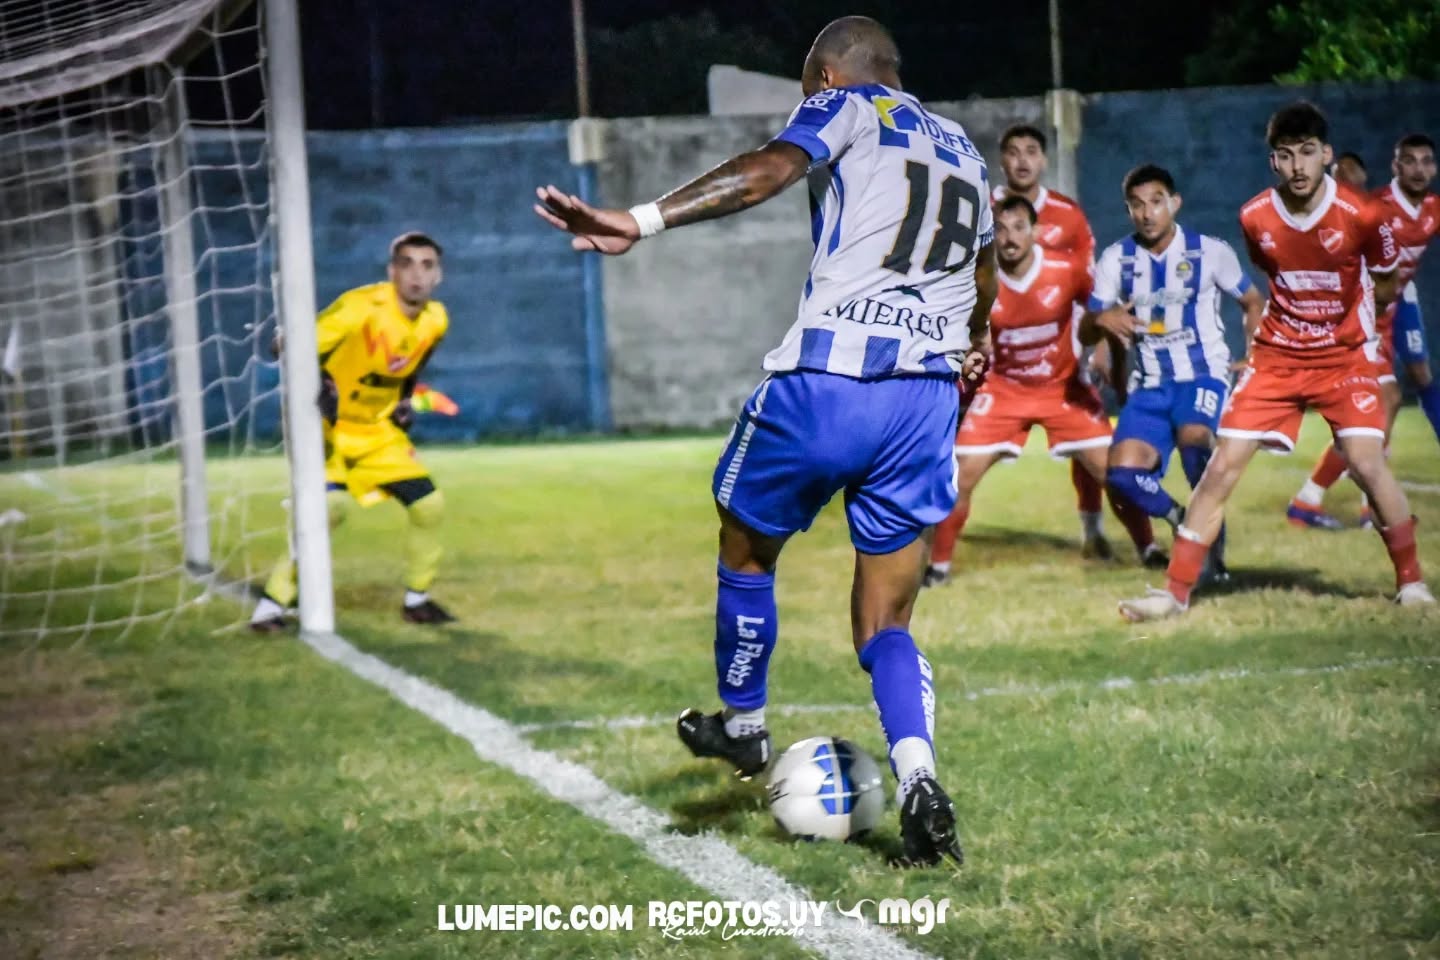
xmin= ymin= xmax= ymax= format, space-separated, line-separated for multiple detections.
xmin=390 ymin=231 xmax=443 ymax=262
xmin=1266 ymin=101 xmax=1328 ymax=149
xmin=1396 ymin=132 xmax=1436 ymax=155
xmin=996 ymin=194 xmax=1037 ymax=225
xmin=1334 ymin=151 xmax=1366 ymax=171
xmin=1123 ymin=164 xmax=1177 ymax=197
xmin=1000 ymin=124 xmax=1047 ymax=153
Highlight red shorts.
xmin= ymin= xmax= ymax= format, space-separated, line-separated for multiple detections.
xmin=1217 ymin=358 xmax=1386 ymax=453
xmin=1373 ymin=336 xmax=1397 ymax=383
xmin=956 ymin=376 xmax=1111 ymax=459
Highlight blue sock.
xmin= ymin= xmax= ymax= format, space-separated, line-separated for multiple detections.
xmin=857 ymin=628 xmax=935 ymax=777
xmin=1180 ymin=446 xmax=1226 ymax=562
xmin=714 ymin=563 xmax=777 ymax=711
xmin=1179 ymin=445 xmax=1211 ymax=489
xmin=1107 ymin=466 xmax=1179 ymax=519
xmin=1420 ymin=380 xmax=1440 ymax=444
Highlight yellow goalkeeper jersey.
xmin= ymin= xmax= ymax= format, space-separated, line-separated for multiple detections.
xmin=317 ymin=282 xmax=449 ymax=427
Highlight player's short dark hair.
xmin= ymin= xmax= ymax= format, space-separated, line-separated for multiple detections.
xmin=1123 ymin=164 xmax=1177 ymax=197
xmin=1334 ymin=151 xmax=1366 ymax=171
xmin=1266 ymin=101 xmax=1328 ymax=149
xmin=389 ymin=231 xmax=443 ymax=262
xmin=996 ymin=194 xmax=1037 ymax=225
xmin=1396 ymin=132 xmax=1436 ymax=155
xmin=1000 ymin=124 xmax=1047 ymax=153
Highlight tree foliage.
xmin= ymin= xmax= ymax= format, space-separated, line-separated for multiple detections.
xmin=1272 ymin=0 xmax=1440 ymax=82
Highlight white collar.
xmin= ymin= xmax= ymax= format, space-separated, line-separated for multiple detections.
xmin=999 ymin=250 xmax=1045 ymax=293
xmin=1389 ymin=178 xmax=1422 ymax=220
xmin=1033 ymin=185 xmax=1050 ymax=212
xmin=1269 ymin=175 xmax=1336 ymax=233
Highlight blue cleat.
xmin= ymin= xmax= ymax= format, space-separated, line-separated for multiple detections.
xmin=1286 ymin=500 xmax=1346 ymax=531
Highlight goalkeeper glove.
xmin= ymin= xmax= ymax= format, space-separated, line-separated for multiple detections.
xmin=390 ymin=399 xmax=415 ymax=432
xmin=317 ymin=371 xmax=338 ymax=425
xmin=411 ymin=384 xmax=459 ymax=416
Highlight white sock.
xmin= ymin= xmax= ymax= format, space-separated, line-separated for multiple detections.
xmin=404 ymin=590 xmax=429 ymax=609
xmin=891 ymin=737 xmax=936 ymax=805
xmin=930 ymin=560 xmax=951 ymax=574
xmin=1080 ymin=511 xmax=1104 ymax=540
xmin=250 ymin=596 xmax=283 ymax=623
xmin=723 ymin=707 xmax=766 ymax=738
xmin=1296 ymin=479 xmax=1330 ymax=506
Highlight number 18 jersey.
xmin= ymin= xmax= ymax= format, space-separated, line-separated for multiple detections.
xmin=763 ymin=84 xmax=993 ymax=380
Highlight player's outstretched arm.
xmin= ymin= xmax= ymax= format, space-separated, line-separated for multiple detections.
xmin=534 ymin=141 xmax=811 ymax=256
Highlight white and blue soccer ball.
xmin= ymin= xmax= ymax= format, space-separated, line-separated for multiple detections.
xmin=766 ymin=736 xmax=885 ymax=841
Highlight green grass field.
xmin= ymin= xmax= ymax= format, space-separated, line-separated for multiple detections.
xmin=2 ymin=411 xmax=1437 ymax=959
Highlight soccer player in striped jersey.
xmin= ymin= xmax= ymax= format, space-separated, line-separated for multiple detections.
xmin=536 ymin=16 xmax=990 ymax=866
xmin=1290 ymin=133 xmax=1440 ymax=528
xmin=990 ymin=124 xmax=1157 ymax=564
xmin=1120 ymin=102 xmax=1433 ymax=621
xmin=1089 ymin=165 xmax=1265 ymax=584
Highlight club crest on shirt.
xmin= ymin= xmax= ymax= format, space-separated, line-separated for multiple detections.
xmin=1424 ymin=216 xmax=1436 ymax=233
xmin=1175 ymin=260 xmax=1194 ymax=279
xmin=1318 ymin=228 xmax=1345 ymax=253
xmin=1038 ymin=285 xmax=1062 ymax=308
xmin=1352 ymin=391 xmax=1379 ymax=414
xmin=1039 ymin=224 xmax=1064 ymax=246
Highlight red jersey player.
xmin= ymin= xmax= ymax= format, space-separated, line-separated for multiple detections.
xmin=1121 ymin=101 xmax=1433 ymax=620
xmin=979 ymin=124 xmax=1155 ymax=569
xmin=1290 ymin=133 xmax=1440 ymax=527
xmin=927 ymin=196 xmax=1116 ymax=580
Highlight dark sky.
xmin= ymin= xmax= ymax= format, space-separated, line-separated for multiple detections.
xmin=285 ymin=0 xmax=1261 ymax=129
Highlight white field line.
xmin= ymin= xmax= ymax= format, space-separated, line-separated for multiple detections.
xmin=515 ymin=655 xmax=1440 ymax=736
xmin=1401 ymin=480 xmax=1440 ymax=495
xmin=300 ymin=630 xmax=940 ymax=960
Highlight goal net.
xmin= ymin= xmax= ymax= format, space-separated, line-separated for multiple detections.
xmin=0 ymin=0 xmax=287 ymax=640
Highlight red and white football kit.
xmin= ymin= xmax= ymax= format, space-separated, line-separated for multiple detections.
xmin=1222 ymin=176 xmax=1399 ymax=451
xmin=956 ymin=251 xmax=1109 ymax=458
xmin=1370 ymin=178 xmax=1440 ymax=380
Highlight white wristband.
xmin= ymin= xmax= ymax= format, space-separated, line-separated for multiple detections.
xmin=628 ymin=202 xmax=666 ymax=239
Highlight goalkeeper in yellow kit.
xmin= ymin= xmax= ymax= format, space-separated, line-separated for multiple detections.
xmin=251 ymin=232 xmax=457 ymax=631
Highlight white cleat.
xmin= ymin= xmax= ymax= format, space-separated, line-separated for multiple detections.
xmin=1395 ymin=581 xmax=1436 ymax=607
xmin=1118 ymin=587 xmax=1188 ymax=623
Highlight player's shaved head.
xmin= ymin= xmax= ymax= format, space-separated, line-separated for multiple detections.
xmin=802 ymin=16 xmax=901 ymax=94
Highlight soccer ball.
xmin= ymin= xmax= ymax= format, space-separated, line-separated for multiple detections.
xmin=766 ymin=736 xmax=885 ymax=841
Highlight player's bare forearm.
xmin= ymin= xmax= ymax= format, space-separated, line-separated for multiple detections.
xmin=656 ymin=142 xmax=810 ymax=229
xmin=966 ymin=243 xmax=997 ymax=342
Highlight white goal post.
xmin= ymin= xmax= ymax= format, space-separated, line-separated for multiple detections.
xmin=0 ymin=0 xmax=333 ymax=639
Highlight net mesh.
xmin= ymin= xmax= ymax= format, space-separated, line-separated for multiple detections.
xmin=0 ymin=0 xmax=284 ymax=640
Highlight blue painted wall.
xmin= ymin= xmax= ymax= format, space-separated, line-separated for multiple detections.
xmin=1079 ymin=81 xmax=1440 ymax=371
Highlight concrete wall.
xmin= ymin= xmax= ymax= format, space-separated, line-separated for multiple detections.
xmin=596 ymin=96 xmax=1048 ymax=430
xmin=1079 ymin=82 xmax=1440 ymax=363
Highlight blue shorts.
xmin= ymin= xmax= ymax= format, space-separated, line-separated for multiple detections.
xmin=713 ymin=371 xmax=959 ymax=554
xmin=1113 ymin=376 xmax=1229 ymax=475
xmin=1393 ymin=294 xmax=1428 ymax=366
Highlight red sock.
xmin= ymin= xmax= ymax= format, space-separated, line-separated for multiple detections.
xmin=931 ymin=503 xmax=970 ymax=567
xmin=1073 ymin=459 xmax=1103 ymax=513
xmin=1166 ymin=536 xmax=1210 ymax=605
xmin=1108 ymin=488 xmax=1155 ymax=552
xmin=1379 ymin=516 xmax=1422 ymax=589
xmin=1309 ymin=444 xmax=1349 ymax=489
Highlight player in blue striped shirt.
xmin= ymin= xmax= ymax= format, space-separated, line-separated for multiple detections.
xmin=1086 ymin=166 xmax=1265 ymax=579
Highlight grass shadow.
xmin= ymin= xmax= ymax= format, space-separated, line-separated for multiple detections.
xmin=1199 ymin=565 xmax=1373 ymax=600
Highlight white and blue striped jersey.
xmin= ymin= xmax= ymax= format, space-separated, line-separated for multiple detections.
xmin=761 ymin=85 xmax=993 ymax=379
xmin=1090 ymin=227 xmax=1252 ymax=388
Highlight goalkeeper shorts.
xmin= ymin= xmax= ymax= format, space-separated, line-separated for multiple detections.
xmin=325 ymin=422 xmax=431 ymax=507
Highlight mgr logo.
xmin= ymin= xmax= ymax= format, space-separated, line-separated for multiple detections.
xmin=833 ymin=897 xmax=951 ymax=935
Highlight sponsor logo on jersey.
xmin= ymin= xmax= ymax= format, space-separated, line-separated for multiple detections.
xmin=1352 ymin=391 xmax=1379 ymax=414
xmin=1277 ymin=270 xmax=1341 ymax=292
xmin=1259 ymin=231 xmax=1276 ymax=251
xmin=1318 ymin=228 xmax=1345 ymax=253
xmin=995 ymin=321 xmax=1060 ymax=346
xmin=871 ymin=95 xmax=983 ymax=163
